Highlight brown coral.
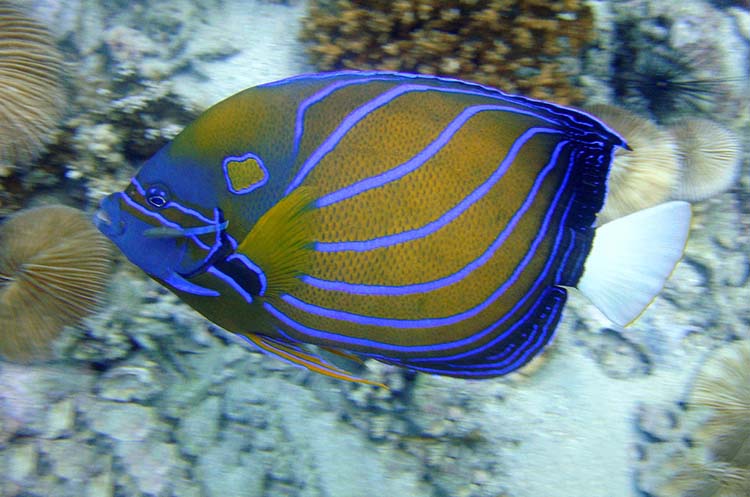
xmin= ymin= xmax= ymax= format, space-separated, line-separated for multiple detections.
xmin=0 ymin=205 xmax=112 ymax=361
xmin=301 ymin=0 xmax=594 ymax=104
xmin=586 ymin=104 xmax=681 ymax=224
xmin=0 ymin=1 xmax=65 ymax=165
xmin=669 ymin=118 xmax=742 ymax=202
xmin=661 ymin=341 xmax=750 ymax=497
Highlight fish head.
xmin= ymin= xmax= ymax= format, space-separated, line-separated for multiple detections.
xmin=95 ymin=145 xmax=242 ymax=297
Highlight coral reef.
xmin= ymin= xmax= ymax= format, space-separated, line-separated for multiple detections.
xmin=301 ymin=0 xmax=595 ymax=104
xmin=639 ymin=341 xmax=750 ymax=497
xmin=0 ymin=1 xmax=747 ymax=497
xmin=0 ymin=204 xmax=112 ymax=361
xmin=0 ymin=1 xmax=65 ymax=169
xmin=587 ymin=104 xmax=681 ymax=224
xmin=610 ymin=0 xmax=749 ymax=123
xmin=669 ymin=118 xmax=742 ymax=201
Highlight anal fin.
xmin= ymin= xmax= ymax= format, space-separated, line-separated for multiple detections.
xmin=241 ymin=333 xmax=386 ymax=388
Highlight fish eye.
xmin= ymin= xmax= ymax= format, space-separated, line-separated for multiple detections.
xmin=145 ymin=186 xmax=169 ymax=209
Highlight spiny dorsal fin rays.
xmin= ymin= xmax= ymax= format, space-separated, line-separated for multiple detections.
xmin=242 ymin=333 xmax=387 ymax=388
xmin=236 ymin=187 xmax=316 ymax=298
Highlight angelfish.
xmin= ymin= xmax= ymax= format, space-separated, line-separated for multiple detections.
xmin=95 ymin=71 xmax=690 ymax=385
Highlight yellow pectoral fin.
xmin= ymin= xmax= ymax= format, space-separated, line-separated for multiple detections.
xmin=237 ymin=187 xmax=315 ymax=297
xmin=243 ymin=334 xmax=387 ymax=388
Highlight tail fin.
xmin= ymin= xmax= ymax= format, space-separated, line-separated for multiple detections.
xmin=577 ymin=201 xmax=691 ymax=326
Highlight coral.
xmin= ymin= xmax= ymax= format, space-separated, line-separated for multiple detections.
xmin=610 ymin=1 xmax=749 ymax=122
xmin=301 ymin=0 xmax=595 ymax=104
xmin=659 ymin=341 xmax=750 ymax=497
xmin=669 ymin=118 xmax=742 ymax=202
xmin=0 ymin=204 xmax=112 ymax=361
xmin=0 ymin=1 xmax=65 ymax=166
xmin=586 ymin=104 xmax=681 ymax=224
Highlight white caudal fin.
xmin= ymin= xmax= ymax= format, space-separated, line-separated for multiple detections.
xmin=577 ymin=201 xmax=692 ymax=327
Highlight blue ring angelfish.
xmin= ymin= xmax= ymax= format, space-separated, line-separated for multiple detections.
xmin=95 ymin=71 xmax=691 ymax=387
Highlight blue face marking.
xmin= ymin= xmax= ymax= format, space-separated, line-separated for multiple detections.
xmin=222 ymin=152 xmax=268 ymax=195
xmin=95 ymin=192 xmax=188 ymax=280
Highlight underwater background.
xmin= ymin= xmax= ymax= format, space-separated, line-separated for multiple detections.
xmin=1 ymin=0 xmax=749 ymax=496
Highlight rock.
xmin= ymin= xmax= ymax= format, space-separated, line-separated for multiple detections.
xmin=196 ymin=445 xmax=265 ymax=497
xmin=115 ymin=440 xmax=183 ymax=496
xmin=4 ymin=442 xmax=37 ymax=484
xmin=86 ymin=470 xmax=114 ymax=497
xmin=636 ymin=403 xmax=679 ymax=442
xmin=0 ymin=363 xmax=93 ymax=438
xmin=97 ymin=360 xmax=163 ymax=402
xmin=223 ymin=377 xmax=268 ymax=423
xmin=176 ymin=395 xmax=221 ymax=457
xmin=83 ymin=399 xmax=160 ymax=442
xmin=44 ymin=399 xmax=76 ymax=439
xmin=41 ymin=438 xmax=96 ymax=481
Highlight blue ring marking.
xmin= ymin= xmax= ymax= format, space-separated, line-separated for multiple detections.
xmin=284 ymin=83 xmax=569 ymax=196
xmin=263 ymin=164 xmax=576 ymax=352
xmin=315 ymin=108 xmax=557 ymax=209
xmin=261 ymin=71 xmax=626 ymax=148
xmin=314 ymin=127 xmax=561 ymax=252
xmin=301 ymin=139 xmax=570 ymax=295
xmin=222 ymin=152 xmax=268 ymax=195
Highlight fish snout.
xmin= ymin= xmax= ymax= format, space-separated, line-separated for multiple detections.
xmin=94 ymin=194 xmax=125 ymax=238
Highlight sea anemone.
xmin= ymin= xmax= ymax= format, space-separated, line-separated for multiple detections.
xmin=586 ymin=104 xmax=681 ymax=224
xmin=669 ymin=118 xmax=742 ymax=202
xmin=0 ymin=205 xmax=112 ymax=361
xmin=0 ymin=1 xmax=65 ymax=165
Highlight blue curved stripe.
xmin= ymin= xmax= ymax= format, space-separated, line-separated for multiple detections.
xmin=316 ymin=109 xmax=558 ymax=208
xmin=119 ymin=191 xmax=211 ymax=252
xmin=265 ymin=155 xmax=577 ymax=351
xmin=284 ymin=84 xmax=566 ymax=196
xmin=264 ymin=194 xmax=571 ymax=354
xmin=131 ymin=178 xmax=214 ymax=225
xmin=402 ymin=289 xmax=564 ymax=376
xmin=302 ymin=140 xmax=569 ymax=295
xmin=290 ymin=76 xmax=403 ymax=162
xmin=207 ymin=266 xmax=253 ymax=304
xmin=315 ymin=127 xmax=561 ymax=253
xmin=261 ymin=71 xmax=625 ymax=146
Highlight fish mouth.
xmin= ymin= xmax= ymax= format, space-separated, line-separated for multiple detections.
xmin=94 ymin=195 xmax=125 ymax=237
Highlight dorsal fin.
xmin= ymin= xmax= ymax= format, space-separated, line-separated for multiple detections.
xmin=236 ymin=187 xmax=315 ymax=297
